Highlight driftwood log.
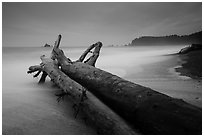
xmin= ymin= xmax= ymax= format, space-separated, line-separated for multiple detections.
xmin=48 ymin=35 xmax=201 ymax=135
xmin=28 ymin=35 xmax=137 ymax=135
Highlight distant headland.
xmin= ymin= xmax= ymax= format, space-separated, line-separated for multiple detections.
xmin=125 ymin=31 xmax=202 ymax=46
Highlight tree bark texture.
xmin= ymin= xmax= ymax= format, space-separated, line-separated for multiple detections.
xmin=28 ymin=35 xmax=201 ymax=135
xmin=28 ymin=36 xmax=137 ymax=135
xmin=52 ymin=46 xmax=202 ymax=135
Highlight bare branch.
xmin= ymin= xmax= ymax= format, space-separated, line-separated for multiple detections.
xmin=33 ymin=70 xmax=42 ymax=77
xmin=27 ymin=65 xmax=42 ymax=74
xmin=38 ymin=72 xmax=48 ymax=84
xmin=85 ymin=42 xmax=102 ymax=66
xmin=51 ymin=34 xmax=62 ymax=60
xmin=76 ymin=42 xmax=98 ymax=62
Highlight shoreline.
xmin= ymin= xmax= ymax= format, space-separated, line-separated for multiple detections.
xmin=3 ymin=46 xmax=201 ymax=134
xmin=175 ymin=51 xmax=202 ymax=80
xmin=175 ymin=56 xmax=202 ymax=82
xmin=124 ymin=53 xmax=202 ymax=108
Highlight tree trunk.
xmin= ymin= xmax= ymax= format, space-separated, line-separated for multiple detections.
xmin=28 ymin=35 xmax=201 ymax=135
xmin=53 ymin=46 xmax=202 ymax=135
xmin=28 ymin=36 xmax=137 ymax=135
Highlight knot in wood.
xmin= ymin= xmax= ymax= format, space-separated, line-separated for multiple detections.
xmin=93 ymin=71 xmax=97 ymax=77
xmin=115 ymin=88 xmax=121 ymax=93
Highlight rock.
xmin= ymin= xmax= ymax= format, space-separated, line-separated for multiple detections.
xmin=179 ymin=44 xmax=202 ymax=54
xmin=44 ymin=43 xmax=52 ymax=47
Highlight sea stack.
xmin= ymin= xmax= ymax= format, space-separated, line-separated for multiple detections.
xmin=44 ymin=43 xmax=52 ymax=47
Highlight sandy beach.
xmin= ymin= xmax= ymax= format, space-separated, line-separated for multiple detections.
xmin=2 ymin=47 xmax=97 ymax=135
xmin=2 ymin=46 xmax=202 ymax=134
xmin=99 ymin=46 xmax=202 ymax=108
xmin=124 ymin=54 xmax=201 ymax=108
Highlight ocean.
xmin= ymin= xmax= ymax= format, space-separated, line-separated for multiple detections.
xmin=2 ymin=45 xmax=201 ymax=134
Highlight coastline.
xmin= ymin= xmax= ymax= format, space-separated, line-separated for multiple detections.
xmin=3 ymin=46 xmax=201 ymax=134
xmin=175 ymin=50 xmax=202 ymax=80
xmin=124 ymin=53 xmax=202 ymax=108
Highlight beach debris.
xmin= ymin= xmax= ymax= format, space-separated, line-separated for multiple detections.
xmin=28 ymin=35 xmax=201 ymax=135
xmin=27 ymin=35 xmax=136 ymax=135
xmin=179 ymin=44 xmax=202 ymax=54
xmin=44 ymin=43 xmax=52 ymax=47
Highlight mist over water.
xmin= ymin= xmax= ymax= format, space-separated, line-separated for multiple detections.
xmin=2 ymin=45 xmax=201 ymax=134
xmin=2 ymin=47 xmax=96 ymax=135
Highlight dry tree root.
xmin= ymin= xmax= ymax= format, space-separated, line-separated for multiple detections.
xmin=33 ymin=70 xmax=42 ymax=78
xmin=38 ymin=72 xmax=48 ymax=84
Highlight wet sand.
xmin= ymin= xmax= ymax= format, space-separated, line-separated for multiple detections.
xmin=3 ymin=46 xmax=201 ymax=135
xmin=124 ymin=54 xmax=202 ymax=108
xmin=2 ymin=47 xmax=96 ymax=135
xmin=2 ymin=75 xmax=96 ymax=135
xmin=176 ymin=50 xmax=202 ymax=79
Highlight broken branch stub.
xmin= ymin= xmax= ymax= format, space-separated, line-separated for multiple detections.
xmin=76 ymin=43 xmax=96 ymax=62
xmin=84 ymin=42 xmax=102 ymax=66
xmin=72 ymin=42 xmax=103 ymax=66
xmin=51 ymin=34 xmax=62 ymax=60
xmin=27 ymin=65 xmax=42 ymax=74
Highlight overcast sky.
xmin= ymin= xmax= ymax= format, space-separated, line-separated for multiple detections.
xmin=2 ymin=2 xmax=202 ymax=47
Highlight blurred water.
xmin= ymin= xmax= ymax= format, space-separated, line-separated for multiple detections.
xmin=3 ymin=45 xmax=201 ymax=134
xmin=2 ymin=47 xmax=96 ymax=135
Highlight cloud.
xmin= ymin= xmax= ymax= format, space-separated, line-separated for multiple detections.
xmin=3 ymin=2 xmax=202 ymax=47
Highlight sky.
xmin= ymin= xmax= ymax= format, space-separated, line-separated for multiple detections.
xmin=2 ymin=2 xmax=202 ymax=47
